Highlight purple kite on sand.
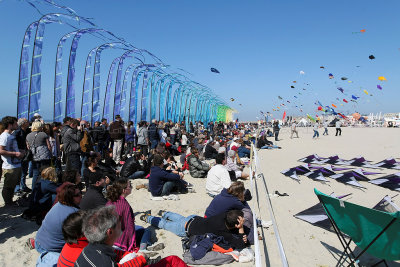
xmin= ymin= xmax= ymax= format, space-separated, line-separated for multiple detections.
xmin=298 ymin=154 xmax=325 ymax=163
xmin=281 ymin=165 xmax=311 ymax=181
xmin=369 ymin=173 xmax=400 ymax=191
xmin=303 ymin=170 xmax=329 ymax=182
xmin=313 ymin=155 xmax=344 ymax=165
xmin=330 ymin=169 xmax=373 ymax=182
xmin=336 ymin=156 xmax=372 ymax=167
xmin=368 ymin=158 xmax=400 ymax=169
xmin=307 ymin=165 xmax=336 ymax=176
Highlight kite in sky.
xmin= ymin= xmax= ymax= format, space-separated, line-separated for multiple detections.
xmin=320 ymin=66 xmax=325 ymax=69
xmin=363 ymin=89 xmax=369 ymax=95
xmin=332 ymin=104 xmax=337 ymax=108
xmin=230 ymin=98 xmax=235 ymax=101
xmin=351 ymin=95 xmax=359 ymax=100
xmin=343 ymin=99 xmax=348 ymax=103
xmin=291 ymin=86 xmax=295 ymax=88
xmin=369 ymin=55 xmax=375 ymax=60
xmin=300 ymin=71 xmax=305 ymax=75
xmin=377 ymin=85 xmax=382 ymax=90
xmin=337 ymin=87 xmax=344 ymax=93
xmin=328 ymin=73 xmax=334 ymax=79
xmin=378 ymin=76 xmax=387 ymax=81
xmin=278 ymin=96 xmax=283 ymax=100
xmin=341 ymin=77 xmax=348 ymax=80
xmin=210 ymin=67 xmax=220 ymax=73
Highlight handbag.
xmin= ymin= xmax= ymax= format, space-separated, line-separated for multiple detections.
xmin=23 ymin=133 xmax=38 ymax=162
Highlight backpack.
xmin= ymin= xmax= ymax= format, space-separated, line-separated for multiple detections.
xmin=181 ymin=153 xmax=191 ymax=171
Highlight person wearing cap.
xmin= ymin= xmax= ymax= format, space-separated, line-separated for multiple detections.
xmin=79 ymin=171 xmax=107 ymax=210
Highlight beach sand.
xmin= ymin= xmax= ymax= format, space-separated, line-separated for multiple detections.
xmin=0 ymin=126 xmax=399 ymax=267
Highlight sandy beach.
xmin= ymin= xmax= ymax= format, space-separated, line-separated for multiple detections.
xmin=1 ymin=126 xmax=399 ymax=267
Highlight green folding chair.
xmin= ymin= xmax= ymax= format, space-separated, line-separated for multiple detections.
xmin=314 ymin=189 xmax=400 ymax=267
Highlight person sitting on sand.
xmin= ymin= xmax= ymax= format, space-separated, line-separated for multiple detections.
xmin=79 ymin=172 xmax=107 ymax=211
xmin=34 ymin=184 xmax=82 ymax=266
xmin=75 ymin=206 xmax=188 ymax=267
xmin=106 ymin=179 xmax=161 ymax=253
xmin=22 ymin=167 xmax=59 ymax=223
xmin=225 ymin=150 xmax=249 ymax=180
xmin=120 ymin=152 xmax=149 ymax=180
xmin=256 ymin=135 xmax=281 ymax=149
xmin=236 ymin=139 xmax=251 ymax=158
xmin=203 ymin=140 xmax=218 ymax=160
xmin=149 ymin=154 xmax=189 ymax=197
xmin=206 ymin=153 xmax=232 ymax=198
xmin=141 ymin=209 xmax=249 ymax=250
xmin=187 ymin=148 xmax=210 ymax=178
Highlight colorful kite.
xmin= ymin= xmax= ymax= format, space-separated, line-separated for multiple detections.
xmin=332 ymin=104 xmax=337 ymax=108
xmin=337 ymin=87 xmax=344 ymax=93
xmin=230 ymin=98 xmax=235 ymax=101
xmin=363 ymin=89 xmax=369 ymax=95
xmin=351 ymin=95 xmax=359 ymax=100
xmin=377 ymin=85 xmax=382 ymax=90
xmin=307 ymin=114 xmax=316 ymax=122
xmin=378 ymin=76 xmax=387 ymax=81
xmin=328 ymin=73 xmax=334 ymax=79
xmin=343 ymin=99 xmax=348 ymax=103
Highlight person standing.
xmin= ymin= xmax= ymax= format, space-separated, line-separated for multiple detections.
xmin=290 ymin=121 xmax=299 ymax=139
xmin=13 ymin=118 xmax=30 ymax=194
xmin=323 ymin=120 xmax=329 ymax=135
xmin=109 ymin=115 xmax=125 ymax=164
xmin=335 ymin=119 xmax=342 ymax=136
xmin=312 ymin=122 xmax=320 ymax=139
xmin=61 ymin=119 xmax=84 ymax=172
xmin=137 ymin=121 xmax=149 ymax=157
xmin=147 ymin=119 xmax=159 ymax=150
xmin=26 ymin=121 xmax=52 ymax=187
xmin=0 ymin=116 xmax=24 ymax=206
xmin=273 ymin=121 xmax=280 ymax=141
xmin=125 ymin=121 xmax=136 ymax=158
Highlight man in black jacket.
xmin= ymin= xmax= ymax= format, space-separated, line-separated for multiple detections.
xmin=13 ymin=118 xmax=31 ymax=193
xmin=120 ymin=153 xmax=148 ymax=180
xmin=204 ymin=141 xmax=218 ymax=160
xmin=109 ymin=115 xmax=125 ymax=164
xmin=143 ymin=209 xmax=249 ymax=250
xmin=80 ymin=172 xmax=107 ymax=210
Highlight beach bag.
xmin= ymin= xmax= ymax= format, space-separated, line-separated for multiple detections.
xmin=33 ymin=145 xmax=52 ymax=161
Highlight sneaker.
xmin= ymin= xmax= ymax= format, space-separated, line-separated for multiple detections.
xmin=157 ymin=210 xmax=166 ymax=217
xmin=146 ymin=256 xmax=162 ymax=265
xmin=138 ymin=250 xmax=159 ymax=258
xmin=187 ymin=188 xmax=196 ymax=193
xmin=26 ymin=238 xmax=35 ymax=249
xmin=186 ymin=183 xmax=194 ymax=188
xmin=147 ymin=243 xmax=165 ymax=251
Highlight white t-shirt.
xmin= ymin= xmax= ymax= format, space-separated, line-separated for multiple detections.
xmin=336 ymin=121 xmax=342 ymax=128
xmin=181 ymin=134 xmax=188 ymax=145
xmin=0 ymin=132 xmax=21 ymax=169
xmin=206 ymin=164 xmax=232 ymax=196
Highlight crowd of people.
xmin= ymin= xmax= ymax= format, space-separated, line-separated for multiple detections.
xmin=0 ymin=113 xmax=265 ymax=266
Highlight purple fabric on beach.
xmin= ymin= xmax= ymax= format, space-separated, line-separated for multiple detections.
xmin=298 ymin=154 xmax=324 ymax=163
xmin=330 ymin=169 xmax=370 ymax=182
xmin=303 ymin=170 xmax=328 ymax=182
xmin=369 ymin=173 xmax=400 ymax=191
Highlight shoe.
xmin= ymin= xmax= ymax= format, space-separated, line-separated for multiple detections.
xmin=139 ymin=250 xmax=159 ymax=258
xmin=140 ymin=210 xmax=151 ymax=223
xmin=186 ymin=183 xmax=194 ymax=188
xmin=26 ymin=238 xmax=35 ymax=249
xmin=146 ymin=256 xmax=162 ymax=265
xmin=187 ymin=188 xmax=196 ymax=193
xmin=157 ymin=209 xmax=166 ymax=217
xmin=275 ymin=190 xmax=289 ymax=197
xmin=23 ymin=188 xmax=32 ymax=193
xmin=14 ymin=191 xmax=23 ymax=197
xmin=136 ymin=184 xmax=147 ymax=190
xmin=147 ymin=242 xmax=165 ymax=251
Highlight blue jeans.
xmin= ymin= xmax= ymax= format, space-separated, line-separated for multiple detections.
xmin=150 ymin=139 xmax=158 ymax=149
xmin=127 ymin=171 xmax=146 ymax=180
xmin=313 ymin=130 xmax=319 ymax=138
xmin=81 ymin=154 xmax=88 ymax=176
xmin=147 ymin=212 xmax=196 ymax=237
xmin=261 ymin=145 xmax=280 ymax=149
xmin=32 ymin=160 xmax=51 ymax=187
xmin=35 ymin=240 xmax=59 ymax=267
xmin=161 ymin=180 xmax=187 ymax=196
xmin=135 ymin=225 xmax=152 ymax=248
xmin=15 ymin=160 xmax=29 ymax=192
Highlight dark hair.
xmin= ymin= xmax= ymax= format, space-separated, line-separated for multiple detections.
xmin=225 ymin=210 xmax=244 ymax=229
xmin=191 ymin=148 xmax=199 ymax=155
xmin=63 ymin=117 xmax=72 ymax=124
xmin=62 ymin=210 xmax=87 ymax=244
xmin=1 ymin=116 xmax=17 ymax=128
xmin=59 ymin=184 xmax=80 ymax=206
xmin=106 ymin=179 xmax=129 ymax=202
xmin=216 ymin=153 xmax=226 ymax=164
xmin=62 ymin=170 xmax=80 ymax=184
xmin=153 ymin=154 xmax=164 ymax=167
xmin=43 ymin=123 xmax=54 ymax=137
xmin=227 ymin=181 xmax=245 ymax=201
xmin=85 ymin=154 xmax=98 ymax=168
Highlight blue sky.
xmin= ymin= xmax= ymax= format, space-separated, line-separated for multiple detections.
xmin=0 ymin=0 xmax=399 ymax=121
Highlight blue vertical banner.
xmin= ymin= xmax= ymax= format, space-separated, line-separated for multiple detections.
xmin=103 ymin=57 xmax=120 ymax=122
xmin=80 ymin=48 xmax=96 ymax=122
xmin=159 ymin=80 xmax=174 ymax=121
xmin=120 ymin=64 xmax=138 ymax=121
xmin=54 ymin=31 xmax=78 ymax=122
xmin=17 ymin=21 xmax=38 ymax=119
xmin=140 ymin=70 xmax=150 ymax=122
xmin=128 ymin=70 xmax=143 ymax=124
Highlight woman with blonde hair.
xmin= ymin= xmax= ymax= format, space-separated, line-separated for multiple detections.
xmin=26 ymin=120 xmax=52 ymax=187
